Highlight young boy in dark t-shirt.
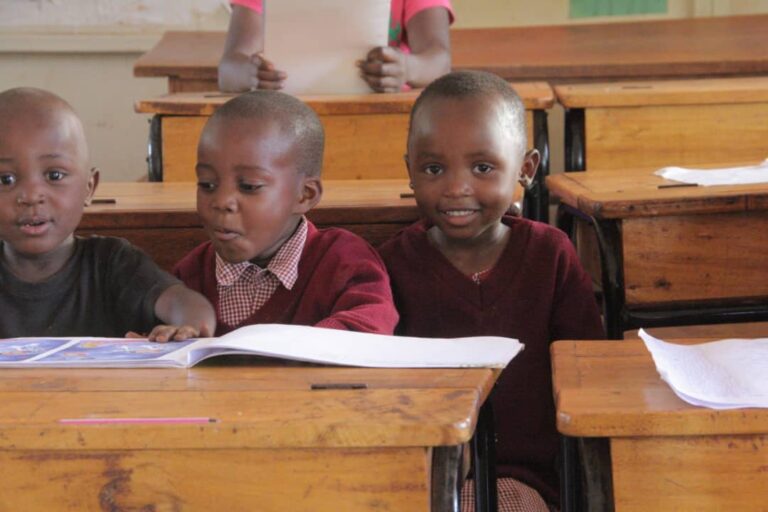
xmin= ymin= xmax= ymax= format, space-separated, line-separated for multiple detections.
xmin=0 ymin=88 xmax=215 ymax=340
xmin=378 ymin=71 xmax=604 ymax=511
xmin=173 ymin=91 xmax=398 ymax=335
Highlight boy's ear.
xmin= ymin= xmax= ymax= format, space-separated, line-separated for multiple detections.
xmin=293 ymin=175 xmax=323 ymax=214
xmin=518 ymin=149 xmax=540 ymax=190
xmin=84 ymin=167 xmax=100 ymax=206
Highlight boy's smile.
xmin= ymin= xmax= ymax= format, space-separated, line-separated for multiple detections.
xmin=195 ymin=116 xmax=319 ymax=266
xmin=407 ymin=95 xmax=526 ymax=245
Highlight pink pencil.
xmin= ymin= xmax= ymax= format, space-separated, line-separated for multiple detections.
xmin=59 ymin=417 xmax=217 ymax=425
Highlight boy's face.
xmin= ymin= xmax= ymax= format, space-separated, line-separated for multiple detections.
xmin=196 ymin=117 xmax=320 ymax=265
xmin=407 ymin=95 xmax=536 ymax=242
xmin=0 ymin=108 xmax=96 ymax=260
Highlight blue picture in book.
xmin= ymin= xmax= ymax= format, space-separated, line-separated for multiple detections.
xmin=40 ymin=339 xmax=194 ymax=362
xmin=0 ymin=339 xmax=72 ymax=362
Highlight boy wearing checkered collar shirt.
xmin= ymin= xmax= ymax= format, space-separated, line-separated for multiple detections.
xmin=173 ymin=91 xmax=398 ymax=335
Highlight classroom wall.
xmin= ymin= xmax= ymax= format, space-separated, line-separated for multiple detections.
xmin=1 ymin=0 xmax=767 ymax=182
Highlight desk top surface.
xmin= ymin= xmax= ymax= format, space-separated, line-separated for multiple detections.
xmin=0 ymin=364 xmax=495 ymax=450
xmin=83 ymin=180 xmax=418 ymax=228
xmin=555 ymin=76 xmax=768 ymax=108
xmin=546 ymin=167 xmax=768 ymax=219
xmin=134 ymin=81 xmax=554 ymax=114
xmin=551 ymin=339 xmax=768 ymax=438
xmin=134 ymin=16 xmax=768 ymax=83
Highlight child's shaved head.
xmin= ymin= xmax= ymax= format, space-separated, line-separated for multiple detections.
xmin=210 ymin=90 xmax=325 ymax=177
xmin=0 ymin=87 xmax=89 ymax=166
xmin=408 ymin=70 xmax=527 ymax=152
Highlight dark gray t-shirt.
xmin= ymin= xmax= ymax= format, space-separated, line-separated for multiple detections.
xmin=0 ymin=236 xmax=180 ymax=338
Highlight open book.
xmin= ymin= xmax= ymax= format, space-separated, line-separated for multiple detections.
xmin=0 ymin=324 xmax=523 ymax=369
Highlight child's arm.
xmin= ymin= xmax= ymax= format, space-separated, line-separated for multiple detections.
xmin=218 ymin=4 xmax=286 ymax=92
xmin=314 ymin=245 xmax=399 ymax=334
xmin=145 ymin=284 xmax=217 ymax=342
xmin=358 ymin=7 xmax=451 ymax=92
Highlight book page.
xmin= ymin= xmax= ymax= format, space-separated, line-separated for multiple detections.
xmin=264 ymin=0 xmax=390 ymax=95
xmin=0 ymin=337 xmax=199 ymax=368
xmin=655 ymin=159 xmax=768 ymax=186
xmin=639 ymin=329 xmax=768 ymax=409
xmin=207 ymin=324 xmax=522 ymax=368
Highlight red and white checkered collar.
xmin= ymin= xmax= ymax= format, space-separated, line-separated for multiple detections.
xmin=214 ymin=216 xmax=308 ymax=290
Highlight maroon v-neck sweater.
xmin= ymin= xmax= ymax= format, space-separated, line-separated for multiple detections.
xmin=174 ymin=222 xmax=398 ymax=336
xmin=379 ymin=216 xmax=604 ymax=506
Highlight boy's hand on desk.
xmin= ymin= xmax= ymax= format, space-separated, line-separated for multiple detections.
xmin=358 ymin=46 xmax=407 ymax=93
xmin=218 ymin=53 xmax=286 ymax=92
xmin=127 ymin=324 xmax=211 ymax=343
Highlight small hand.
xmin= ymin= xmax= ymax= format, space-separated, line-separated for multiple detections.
xmin=358 ymin=46 xmax=408 ymax=93
xmin=254 ymin=54 xmax=287 ymax=90
xmin=218 ymin=53 xmax=286 ymax=92
xmin=127 ymin=324 xmax=211 ymax=343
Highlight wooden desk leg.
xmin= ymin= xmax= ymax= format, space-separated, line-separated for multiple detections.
xmin=524 ymin=110 xmax=550 ymax=223
xmin=593 ymin=218 xmax=625 ymax=339
xmin=147 ymin=114 xmax=163 ymax=182
xmin=564 ymin=109 xmax=585 ymax=173
xmin=472 ymin=401 xmax=499 ymax=512
xmin=432 ymin=445 xmax=463 ymax=512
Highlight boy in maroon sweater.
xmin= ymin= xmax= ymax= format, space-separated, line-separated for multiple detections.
xmin=378 ymin=71 xmax=604 ymax=511
xmin=174 ymin=91 xmax=398 ymax=336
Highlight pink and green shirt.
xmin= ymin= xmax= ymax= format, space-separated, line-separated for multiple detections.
xmin=230 ymin=0 xmax=454 ymax=53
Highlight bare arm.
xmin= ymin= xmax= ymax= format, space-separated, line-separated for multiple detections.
xmin=148 ymin=284 xmax=217 ymax=342
xmin=218 ymin=5 xmax=285 ymax=92
xmin=359 ymin=7 xmax=451 ymax=92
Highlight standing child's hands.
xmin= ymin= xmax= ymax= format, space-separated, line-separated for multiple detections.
xmin=358 ymin=46 xmax=409 ymax=93
xmin=218 ymin=53 xmax=286 ymax=92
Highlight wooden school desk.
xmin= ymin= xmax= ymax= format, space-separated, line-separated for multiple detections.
xmin=78 ymin=180 xmax=418 ymax=271
xmin=551 ymin=339 xmax=768 ymax=512
xmin=134 ymin=84 xmax=553 ymax=221
xmin=0 ymin=363 xmax=498 ymax=511
xmin=555 ymin=76 xmax=768 ymax=172
xmin=546 ymin=168 xmax=768 ymax=339
xmin=134 ymin=16 xmax=768 ymax=89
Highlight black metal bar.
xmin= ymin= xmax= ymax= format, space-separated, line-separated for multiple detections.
xmin=560 ymin=436 xmax=580 ymax=512
xmin=592 ymin=218 xmax=625 ymax=339
xmin=473 ymin=400 xmax=498 ymax=512
xmin=147 ymin=115 xmax=163 ymax=182
xmin=564 ymin=108 xmax=586 ymax=173
xmin=431 ymin=445 xmax=463 ymax=512
xmin=523 ymin=109 xmax=551 ymax=223
xmin=625 ymin=302 xmax=768 ymax=330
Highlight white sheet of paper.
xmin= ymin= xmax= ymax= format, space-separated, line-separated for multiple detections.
xmin=212 ymin=324 xmax=524 ymax=368
xmin=655 ymin=159 xmax=768 ymax=186
xmin=639 ymin=329 xmax=768 ymax=409
xmin=264 ymin=0 xmax=391 ymax=95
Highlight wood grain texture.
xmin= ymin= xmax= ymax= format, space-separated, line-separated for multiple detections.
xmin=157 ymin=109 xmax=536 ymax=182
xmin=0 ymin=447 xmax=430 ymax=511
xmin=555 ymin=76 xmax=768 ymax=108
xmin=135 ymin=17 xmax=768 ymax=84
xmin=611 ymin=435 xmax=768 ymax=512
xmin=545 ymin=167 xmax=768 ymax=219
xmin=0 ymin=388 xmax=479 ymax=449
xmin=0 ymin=366 xmax=495 ymax=510
xmin=78 ymin=181 xmax=420 ymax=270
xmin=622 ymin=212 xmax=768 ymax=304
xmin=583 ymin=102 xmax=768 ymax=171
xmin=135 ymin=83 xmax=555 ymax=112
xmin=551 ymin=339 xmax=768 ymax=438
